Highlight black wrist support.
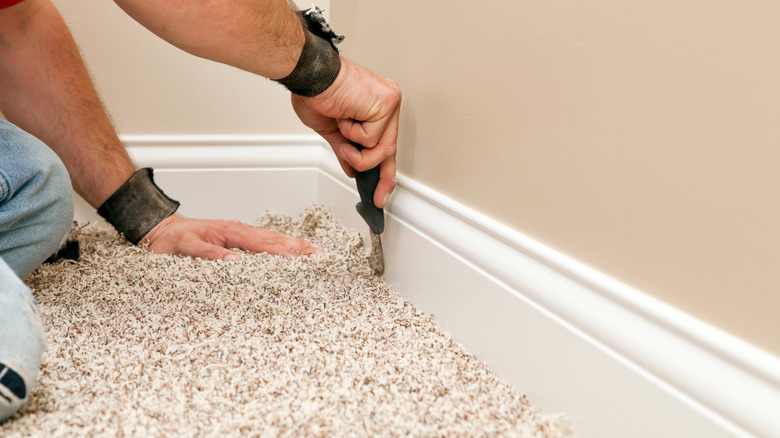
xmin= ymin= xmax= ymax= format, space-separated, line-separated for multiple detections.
xmin=97 ymin=168 xmax=180 ymax=245
xmin=276 ymin=6 xmax=344 ymax=97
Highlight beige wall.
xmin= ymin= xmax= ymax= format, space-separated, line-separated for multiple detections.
xmin=332 ymin=1 xmax=780 ymax=356
xmin=52 ymin=0 xmax=323 ymax=135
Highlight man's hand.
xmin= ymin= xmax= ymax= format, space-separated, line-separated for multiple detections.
xmin=141 ymin=215 xmax=321 ymax=261
xmin=291 ymin=58 xmax=402 ymax=209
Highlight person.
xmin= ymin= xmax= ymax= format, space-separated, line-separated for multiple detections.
xmin=0 ymin=0 xmax=401 ymax=422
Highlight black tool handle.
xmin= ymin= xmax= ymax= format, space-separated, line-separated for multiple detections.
xmin=350 ymin=141 xmax=385 ymax=234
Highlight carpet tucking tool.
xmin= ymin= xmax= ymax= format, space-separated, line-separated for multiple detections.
xmin=350 ymin=141 xmax=385 ymax=276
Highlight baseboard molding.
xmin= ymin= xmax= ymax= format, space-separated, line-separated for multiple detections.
xmin=104 ymin=135 xmax=780 ymax=438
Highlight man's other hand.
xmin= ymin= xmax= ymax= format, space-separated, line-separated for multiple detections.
xmin=141 ymin=215 xmax=321 ymax=261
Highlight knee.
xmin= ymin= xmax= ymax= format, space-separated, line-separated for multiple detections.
xmin=0 ymin=122 xmax=74 ymax=234
xmin=34 ymin=147 xmax=75 ymax=242
xmin=21 ymin=144 xmax=75 ymax=271
xmin=0 ymin=121 xmax=74 ymax=276
xmin=19 ymin=138 xmax=74 ymax=243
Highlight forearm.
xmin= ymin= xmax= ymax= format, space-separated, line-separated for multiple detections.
xmin=0 ymin=0 xmax=135 ymax=208
xmin=113 ymin=0 xmax=305 ymax=80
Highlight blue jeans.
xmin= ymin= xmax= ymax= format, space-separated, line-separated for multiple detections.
xmin=0 ymin=119 xmax=74 ymax=422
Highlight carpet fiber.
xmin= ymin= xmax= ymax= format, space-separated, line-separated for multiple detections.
xmin=3 ymin=206 xmax=570 ymax=437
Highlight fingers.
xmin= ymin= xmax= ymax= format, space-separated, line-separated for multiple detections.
xmin=335 ymin=88 xmax=401 ymax=173
xmin=220 ymin=221 xmax=321 ymax=258
xmin=338 ymin=136 xmax=395 ymax=173
xmin=317 ymin=130 xmax=355 ymax=178
xmin=375 ymin=156 xmax=397 ymax=208
xmin=179 ymin=238 xmax=243 ymax=261
xmin=145 ymin=217 xmax=322 ymax=262
xmin=335 ymin=135 xmax=397 ymax=208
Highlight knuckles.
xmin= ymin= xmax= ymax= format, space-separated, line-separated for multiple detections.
xmin=382 ymin=79 xmax=402 ymax=103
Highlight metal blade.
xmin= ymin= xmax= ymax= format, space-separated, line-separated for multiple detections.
xmin=368 ymin=231 xmax=384 ymax=276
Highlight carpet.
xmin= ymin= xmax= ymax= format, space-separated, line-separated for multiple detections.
xmin=2 ymin=206 xmax=570 ymax=437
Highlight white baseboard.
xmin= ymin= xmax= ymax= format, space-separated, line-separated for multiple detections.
xmin=76 ymin=135 xmax=780 ymax=438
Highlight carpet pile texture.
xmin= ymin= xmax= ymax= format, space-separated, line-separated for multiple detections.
xmin=2 ymin=206 xmax=570 ymax=437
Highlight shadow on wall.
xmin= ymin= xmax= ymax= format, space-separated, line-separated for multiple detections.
xmin=397 ymin=102 xmax=418 ymax=175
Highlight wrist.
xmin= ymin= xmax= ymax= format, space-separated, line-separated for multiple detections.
xmin=97 ymin=168 xmax=180 ymax=245
xmin=276 ymin=6 xmax=344 ymax=97
xmin=139 ymin=213 xmax=178 ymax=246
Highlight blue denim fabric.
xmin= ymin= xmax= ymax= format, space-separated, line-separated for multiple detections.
xmin=0 ymin=119 xmax=73 ymax=421
xmin=0 ymin=258 xmax=47 ymax=423
xmin=0 ymin=119 xmax=74 ymax=278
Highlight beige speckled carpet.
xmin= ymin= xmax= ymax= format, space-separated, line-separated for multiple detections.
xmin=2 ymin=206 xmax=570 ymax=437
